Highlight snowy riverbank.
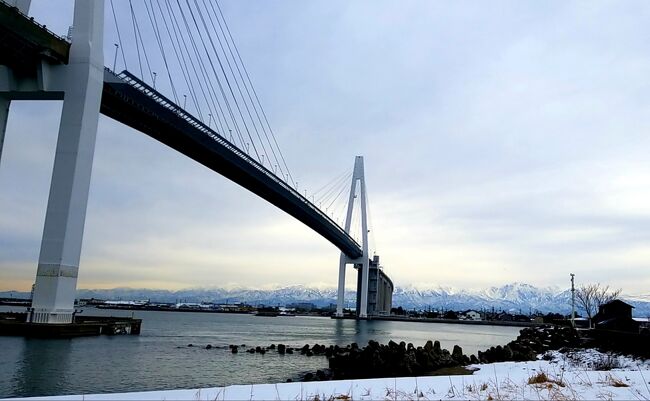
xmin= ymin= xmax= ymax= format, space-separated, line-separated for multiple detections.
xmin=8 ymin=349 xmax=650 ymax=401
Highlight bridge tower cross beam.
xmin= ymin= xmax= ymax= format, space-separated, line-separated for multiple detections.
xmin=336 ymin=156 xmax=370 ymax=319
xmin=29 ymin=0 xmax=105 ymax=324
xmin=0 ymin=0 xmax=31 ymax=167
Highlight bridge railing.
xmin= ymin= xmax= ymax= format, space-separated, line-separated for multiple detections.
xmin=0 ymin=0 xmax=70 ymax=44
xmin=108 ymin=68 xmax=361 ymax=252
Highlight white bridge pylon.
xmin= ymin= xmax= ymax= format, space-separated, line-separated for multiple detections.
xmin=336 ymin=156 xmax=370 ymax=318
xmin=0 ymin=0 xmax=105 ymax=323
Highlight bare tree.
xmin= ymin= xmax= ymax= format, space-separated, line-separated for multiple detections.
xmin=575 ymin=283 xmax=622 ymax=328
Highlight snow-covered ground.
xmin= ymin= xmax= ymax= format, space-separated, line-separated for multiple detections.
xmin=7 ymin=349 xmax=650 ymax=401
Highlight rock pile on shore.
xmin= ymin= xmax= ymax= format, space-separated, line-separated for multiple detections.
xmin=478 ymin=325 xmax=579 ymax=364
xmin=185 ymin=325 xmax=581 ymax=382
xmin=325 ymin=339 xmax=463 ymax=379
xmin=300 ymin=325 xmax=580 ymax=381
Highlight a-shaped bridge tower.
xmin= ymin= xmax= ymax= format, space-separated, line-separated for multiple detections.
xmin=335 ymin=157 xmax=393 ymax=318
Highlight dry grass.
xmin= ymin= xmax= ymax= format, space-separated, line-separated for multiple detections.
xmin=607 ymin=375 xmax=629 ymax=388
xmin=528 ymin=372 xmax=550 ymax=385
xmin=527 ymin=371 xmax=566 ymax=387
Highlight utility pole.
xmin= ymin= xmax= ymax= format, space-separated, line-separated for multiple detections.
xmin=570 ymin=273 xmax=576 ymax=328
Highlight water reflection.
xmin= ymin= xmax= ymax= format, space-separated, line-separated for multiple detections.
xmin=0 ymin=308 xmax=521 ymax=397
xmin=12 ymin=339 xmax=73 ymax=397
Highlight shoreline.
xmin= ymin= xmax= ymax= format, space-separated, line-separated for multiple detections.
xmin=85 ymin=305 xmax=542 ymax=327
xmin=10 ymin=349 xmax=650 ymax=401
xmin=0 ymin=304 xmax=542 ymax=327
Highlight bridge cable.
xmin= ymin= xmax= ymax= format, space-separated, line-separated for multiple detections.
xmin=325 ymin=177 xmax=351 ymax=214
xmin=177 ymin=0 xmax=246 ymax=148
xmin=143 ymin=0 xmax=179 ymax=103
xmin=316 ymin=171 xmax=352 ymax=206
xmin=318 ymin=171 xmax=352 ymax=205
xmin=157 ymin=0 xmax=232 ymax=142
xmin=189 ymin=0 xmax=272 ymax=167
xmin=365 ymin=188 xmax=377 ymax=257
xmin=331 ymin=181 xmax=354 ymax=226
xmin=158 ymin=0 xmax=204 ymax=120
xmin=161 ymin=0 xmax=210 ymax=121
xmin=202 ymin=0 xmax=284 ymax=175
xmin=161 ymin=0 xmax=228 ymax=136
xmin=213 ymin=0 xmax=296 ymax=186
xmin=156 ymin=0 xmax=203 ymax=120
xmin=194 ymin=0 xmax=273 ymax=169
xmin=179 ymin=0 xmax=262 ymax=162
xmin=109 ymin=0 xmax=128 ymax=70
xmin=127 ymin=0 xmax=144 ymax=79
xmin=170 ymin=0 xmax=247 ymax=149
xmin=131 ymin=1 xmax=156 ymax=84
xmin=166 ymin=0 xmax=224 ymax=128
xmin=176 ymin=1 xmax=234 ymax=140
xmin=312 ymin=168 xmax=351 ymax=199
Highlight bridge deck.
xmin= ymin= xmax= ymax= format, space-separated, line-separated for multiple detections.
xmin=0 ymin=1 xmax=363 ymax=259
xmin=0 ymin=1 xmax=70 ymax=69
xmin=101 ymin=69 xmax=363 ymax=259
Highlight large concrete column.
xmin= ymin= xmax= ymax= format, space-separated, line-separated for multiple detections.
xmin=0 ymin=0 xmax=31 ymax=166
xmin=357 ymin=158 xmax=370 ymax=318
xmin=335 ymin=253 xmax=347 ymax=317
xmin=30 ymin=0 xmax=104 ymax=324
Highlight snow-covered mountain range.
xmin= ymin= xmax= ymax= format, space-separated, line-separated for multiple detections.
xmin=3 ymin=282 xmax=649 ymax=316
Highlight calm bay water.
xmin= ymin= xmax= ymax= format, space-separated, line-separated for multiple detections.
xmin=0 ymin=306 xmax=520 ymax=398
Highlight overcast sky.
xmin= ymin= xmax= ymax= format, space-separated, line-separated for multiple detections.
xmin=1 ymin=0 xmax=649 ymax=294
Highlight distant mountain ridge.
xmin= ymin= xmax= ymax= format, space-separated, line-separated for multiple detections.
xmin=3 ymin=282 xmax=650 ymax=317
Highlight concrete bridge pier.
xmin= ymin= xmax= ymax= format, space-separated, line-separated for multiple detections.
xmin=30 ymin=0 xmax=104 ymax=324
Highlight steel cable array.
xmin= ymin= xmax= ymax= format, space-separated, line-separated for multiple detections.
xmin=108 ymin=0 xmax=295 ymax=185
xmin=106 ymin=0 xmax=375 ymax=248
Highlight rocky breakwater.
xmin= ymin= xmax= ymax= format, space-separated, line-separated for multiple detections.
xmin=478 ymin=325 xmax=579 ymax=363
xmin=326 ymin=339 xmax=463 ymax=380
xmin=302 ymin=325 xmax=579 ymax=381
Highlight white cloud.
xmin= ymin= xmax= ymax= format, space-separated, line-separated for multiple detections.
xmin=2 ymin=0 xmax=649 ymax=294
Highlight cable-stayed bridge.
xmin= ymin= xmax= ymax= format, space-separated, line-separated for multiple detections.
xmin=0 ymin=0 xmax=393 ymax=324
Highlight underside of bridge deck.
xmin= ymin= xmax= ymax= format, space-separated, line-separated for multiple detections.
xmin=100 ymin=69 xmax=363 ymax=260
